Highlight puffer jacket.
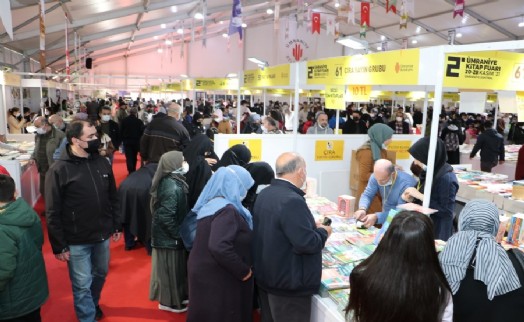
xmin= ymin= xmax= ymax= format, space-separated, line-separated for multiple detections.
xmin=0 ymin=198 xmax=48 ymax=319
xmin=151 ymin=174 xmax=188 ymax=249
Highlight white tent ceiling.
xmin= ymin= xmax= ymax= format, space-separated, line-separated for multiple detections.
xmin=1 ymin=0 xmax=523 ymax=73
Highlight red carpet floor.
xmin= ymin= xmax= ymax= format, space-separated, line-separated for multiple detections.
xmin=38 ymin=153 xmax=261 ymax=322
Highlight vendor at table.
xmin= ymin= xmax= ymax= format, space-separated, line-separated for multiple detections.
xmin=354 ymin=159 xmax=416 ymax=228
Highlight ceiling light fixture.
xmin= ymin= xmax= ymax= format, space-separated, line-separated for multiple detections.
xmin=267 ymin=8 xmax=274 ymax=14
xmin=377 ymin=46 xmax=382 ymax=51
xmin=380 ymin=35 xmax=386 ymax=41
xmin=456 ymin=32 xmax=462 ymax=38
xmin=171 ymin=6 xmax=177 ymax=13
xmin=180 ymin=74 xmax=189 ymax=78
xmin=161 ymin=23 xmax=166 ymax=29
xmin=226 ymin=73 xmax=238 ymax=78
xmin=165 ymin=39 xmax=172 ymax=45
xmin=336 ymin=35 xmax=368 ymax=49
xmin=222 ymin=33 xmax=229 ymax=38
xmin=519 ymin=16 xmax=524 ymax=28
xmin=177 ymin=28 xmax=184 ymax=34
xmin=154 ymin=36 xmax=158 ymax=40
xmin=241 ymin=23 xmax=247 ymax=28
xmin=194 ymin=12 xmax=204 ymax=19
xmin=334 ymin=1 xmax=340 ymax=8
xmin=416 ymin=26 xmax=421 ymax=33
xmin=157 ymin=48 xmax=163 ymax=53
xmin=248 ymin=57 xmax=269 ymax=69
xmin=411 ymin=39 xmax=418 ymax=44
xmin=461 ymin=14 xmax=468 ymax=25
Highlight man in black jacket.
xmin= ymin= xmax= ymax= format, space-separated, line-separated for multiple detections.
xmin=45 ymin=120 xmax=121 ymax=322
xmin=253 ymin=152 xmax=332 ymax=322
xmin=120 ymin=107 xmax=144 ymax=174
xmin=342 ymin=110 xmax=368 ymax=134
xmin=99 ymin=105 xmax=120 ymax=164
xmin=470 ymin=120 xmax=505 ymax=172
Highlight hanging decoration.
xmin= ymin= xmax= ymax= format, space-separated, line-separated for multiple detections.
xmin=202 ymin=0 xmax=207 ymax=47
xmin=274 ymin=1 xmax=280 ymax=30
xmin=348 ymin=0 xmax=356 ymax=25
xmin=311 ymin=12 xmax=320 ymax=34
xmin=39 ymin=0 xmax=46 ymax=70
xmin=402 ymin=37 xmax=408 ymax=49
xmin=0 ymin=1 xmax=13 ymax=40
xmin=326 ymin=15 xmax=335 ymax=36
xmin=404 ymin=0 xmax=415 ymax=16
xmin=399 ymin=1 xmax=408 ymax=29
xmin=335 ymin=22 xmax=340 ymax=38
xmin=359 ymin=23 xmax=367 ymax=38
xmin=65 ymin=15 xmax=70 ymax=80
xmin=284 ymin=18 xmax=290 ymax=39
xmin=228 ymin=0 xmax=243 ymax=40
xmin=453 ymin=0 xmax=465 ymax=18
xmin=360 ymin=1 xmax=370 ymax=38
xmin=386 ymin=0 xmax=397 ymax=14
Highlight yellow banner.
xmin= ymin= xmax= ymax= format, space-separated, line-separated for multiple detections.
xmin=243 ymin=64 xmax=291 ymax=87
xmin=194 ymin=78 xmax=239 ymax=90
xmin=324 ymin=85 xmax=345 ymax=109
xmin=386 ymin=140 xmax=412 ymax=160
xmin=306 ymin=49 xmax=419 ymax=85
xmin=347 ymin=85 xmax=371 ymax=102
xmin=443 ymin=51 xmax=524 ymax=91
xmin=517 ymin=92 xmax=524 ymax=122
xmin=315 ymin=140 xmax=344 ymax=161
xmin=229 ymin=139 xmax=262 ymax=162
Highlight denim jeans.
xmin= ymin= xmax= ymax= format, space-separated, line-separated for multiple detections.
xmin=67 ymin=240 xmax=110 ymax=322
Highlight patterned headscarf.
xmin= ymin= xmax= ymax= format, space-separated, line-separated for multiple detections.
xmin=439 ymin=200 xmax=521 ymax=300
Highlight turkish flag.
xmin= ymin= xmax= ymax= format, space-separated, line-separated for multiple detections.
xmin=312 ymin=12 xmax=320 ymax=34
xmin=361 ymin=2 xmax=370 ymax=27
xmin=386 ymin=0 xmax=397 ymax=14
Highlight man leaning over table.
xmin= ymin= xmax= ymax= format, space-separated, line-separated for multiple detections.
xmin=354 ymin=159 xmax=416 ymax=228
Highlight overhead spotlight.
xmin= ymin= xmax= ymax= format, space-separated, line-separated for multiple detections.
xmin=411 ymin=39 xmax=418 ymax=44
xmin=177 ymin=28 xmax=184 ymax=34
xmin=519 ymin=22 xmax=524 ymax=28
xmin=194 ymin=12 xmax=204 ymax=19
xmin=380 ymin=35 xmax=386 ymax=41
xmin=157 ymin=48 xmax=163 ymax=53
xmin=334 ymin=1 xmax=340 ymax=8
xmin=377 ymin=46 xmax=382 ymax=51
xmin=416 ymin=26 xmax=421 ymax=33
xmin=165 ymin=39 xmax=172 ymax=45
xmin=456 ymin=32 xmax=462 ymax=38
xmin=154 ymin=36 xmax=158 ymax=40
xmin=161 ymin=23 xmax=166 ymax=29
xmin=461 ymin=15 xmax=468 ymax=25
xmin=171 ymin=6 xmax=177 ymax=12
xmin=241 ymin=23 xmax=247 ymax=28
xmin=219 ymin=20 xmax=224 ymax=24
xmin=267 ymin=8 xmax=274 ymax=14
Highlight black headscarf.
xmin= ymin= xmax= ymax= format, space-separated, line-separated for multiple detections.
xmin=183 ymin=134 xmax=216 ymax=208
xmin=242 ymin=162 xmax=275 ymax=212
xmin=408 ymin=137 xmax=453 ymax=193
xmin=213 ymin=144 xmax=251 ymax=171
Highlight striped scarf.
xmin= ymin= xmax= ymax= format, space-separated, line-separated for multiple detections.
xmin=439 ymin=200 xmax=521 ymax=300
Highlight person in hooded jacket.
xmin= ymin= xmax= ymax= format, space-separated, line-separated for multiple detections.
xmin=403 ymin=137 xmax=458 ymax=241
xmin=183 ymin=134 xmax=218 ymax=209
xmin=0 ymin=174 xmax=48 ymax=322
xmin=212 ymin=144 xmax=251 ymax=171
xmin=440 ymin=120 xmax=465 ymax=165
xmin=242 ymin=161 xmax=275 ymax=212
xmin=469 ymin=120 xmax=505 ymax=172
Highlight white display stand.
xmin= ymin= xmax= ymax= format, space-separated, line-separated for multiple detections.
xmin=311 ymin=295 xmax=345 ymax=322
xmin=214 ymin=133 xmax=421 ymax=202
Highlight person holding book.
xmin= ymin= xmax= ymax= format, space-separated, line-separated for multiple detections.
xmin=346 ymin=211 xmax=453 ymax=322
xmin=439 ymin=199 xmax=524 ymax=322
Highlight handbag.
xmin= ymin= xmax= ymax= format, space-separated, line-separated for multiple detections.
xmin=180 ymin=210 xmax=197 ymax=251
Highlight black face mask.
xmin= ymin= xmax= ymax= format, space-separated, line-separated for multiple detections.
xmin=82 ymin=138 xmax=101 ymax=154
xmin=410 ymin=161 xmax=424 ymax=177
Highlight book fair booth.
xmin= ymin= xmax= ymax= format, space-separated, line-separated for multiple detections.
xmin=2 ymin=40 xmax=524 ymax=320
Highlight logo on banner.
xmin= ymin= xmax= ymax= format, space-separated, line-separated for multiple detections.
xmin=445 ymin=55 xmax=502 ymax=79
xmin=285 ymin=38 xmax=309 ymax=63
xmin=395 ymin=61 xmax=415 ymax=74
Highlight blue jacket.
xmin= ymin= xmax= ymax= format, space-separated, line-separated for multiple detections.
xmin=359 ymin=171 xmax=416 ymax=224
xmin=253 ymin=179 xmax=328 ymax=296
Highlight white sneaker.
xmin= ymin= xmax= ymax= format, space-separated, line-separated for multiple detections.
xmin=158 ymin=304 xmax=188 ymax=313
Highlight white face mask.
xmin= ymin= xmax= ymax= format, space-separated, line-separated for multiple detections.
xmin=378 ymin=175 xmax=393 ymax=187
xmin=14 ymin=112 xmax=21 ymax=117
xmin=382 ymin=143 xmax=388 ymax=149
xmin=180 ymin=161 xmax=189 ymax=174
xmin=35 ymin=127 xmax=47 ymax=135
xmin=261 ymin=125 xmax=268 ymax=133
xmin=147 ymin=113 xmax=154 ymax=123
xmin=396 ymin=117 xmax=403 ymax=122
xmin=101 ymin=115 xmax=111 ymax=122
xmin=53 ymin=123 xmax=65 ymax=130
xmin=45 ymin=110 xmax=50 ymax=116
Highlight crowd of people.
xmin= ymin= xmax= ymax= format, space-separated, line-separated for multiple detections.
xmin=1 ymin=96 xmax=524 ymax=322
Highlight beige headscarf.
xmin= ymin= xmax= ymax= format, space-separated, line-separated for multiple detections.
xmin=150 ymin=151 xmax=188 ymax=211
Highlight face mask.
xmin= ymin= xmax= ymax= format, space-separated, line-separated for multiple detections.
xmin=378 ymin=175 xmax=393 ymax=187
xmin=35 ymin=127 xmax=47 ymax=135
xmin=318 ymin=124 xmax=326 ymax=129
xmin=177 ymin=161 xmax=189 ymax=174
xmin=396 ymin=117 xmax=403 ymax=122
xmin=82 ymin=138 xmax=101 ymax=154
xmin=14 ymin=112 xmax=21 ymax=117
xmin=101 ymin=115 xmax=111 ymax=122
xmin=53 ymin=123 xmax=65 ymax=130
xmin=45 ymin=110 xmax=50 ymax=116
xmin=147 ymin=113 xmax=154 ymax=123
xmin=382 ymin=143 xmax=388 ymax=149
xmin=261 ymin=125 xmax=268 ymax=133
xmin=421 ymin=164 xmax=427 ymax=171
xmin=370 ymin=113 xmax=376 ymax=117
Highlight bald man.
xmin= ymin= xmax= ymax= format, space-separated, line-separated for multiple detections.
xmin=354 ymin=159 xmax=416 ymax=228
xmin=49 ymin=114 xmax=67 ymax=132
xmin=253 ymin=152 xmax=332 ymax=322
xmin=30 ymin=116 xmax=65 ymax=203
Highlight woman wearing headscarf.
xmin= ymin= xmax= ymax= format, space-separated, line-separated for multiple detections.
xmin=186 ymin=165 xmax=255 ymax=322
xmin=355 ymin=123 xmax=394 ymax=213
xmin=213 ymin=144 xmax=251 ymax=171
xmin=212 ymin=109 xmax=232 ymax=134
xmin=403 ymin=137 xmax=458 ymax=241
xmin=439 ymin=200 xmax=524 ymax=321
xmin=183 ymin=134 xmax=218 ymax=209
xmin=243 ymin=161 xmax=275 ymax=212
xmin=149 ymin=151 xmax=190 ymax=313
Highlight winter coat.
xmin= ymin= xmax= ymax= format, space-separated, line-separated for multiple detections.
xmin=0 ymin=198 xmax=48 ymax=320
xmin=470 ymin=128 xmax=505 ymax=163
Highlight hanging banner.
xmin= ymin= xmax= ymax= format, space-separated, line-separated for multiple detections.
xmin=243 ymin=64 xmax=291 ymax=87
xmin=386 ymin=0 xmax=397 ymax=14
xmin=306 ymin=49 xmax=419 ymax=85
xmin=39 ymin=0 xmax=46 ymax=70
xmin=0 ymin=1 xmax=13 ymax=40
xmin=360 ymin=2 xmax=370 ymax=27
xmin=65 ymin=17 xmax=70 ymax=80
xmin=229 ymin=139 xmax=262 ymax=161
xmin=326 ymin=15 xmax=335 ymax=36
xmin=324 ymin=85 xmax=345 ymax=109
xmin=315 ymin=140 xmax=345 ymax=161
xmin=228 ymin=0 xmax=243 ymax=39
xmin=453 ymin=0 xmax=465 ymax=18
xmin=347 ymin=85 xmax=372 ymax=102
xmin=311 ymin=12 xmax=320 ymax=34
xmin=194 ymin=78 xmax=239 ymax=90
xmin=443 ymin=51 xmax=524 ymax=91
